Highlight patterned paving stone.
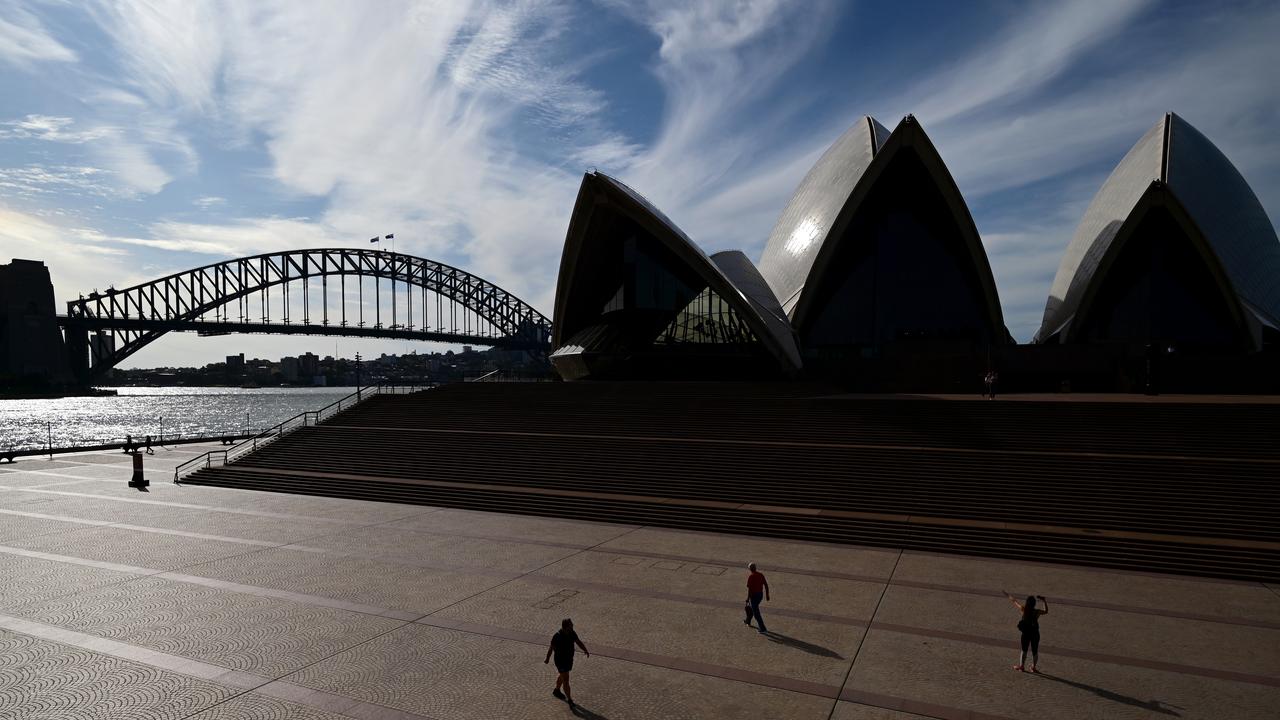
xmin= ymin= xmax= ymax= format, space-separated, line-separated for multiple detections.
xmin=543 ymin=550 xmax=884 ymax=621
xmin=226 ymin=493 xmax=426 ymax=524
xmin=5 ymin=525 xmax=261 ymax=572
xmin=5 ymin=576 xmax=405 ymax=677
xmin=845 ymin=628 xmax=1280 ymax=720
xmin=387 ymin=507 xmax=637 ymax=547
xmin=129 ymin=510 xmax=340 ymax=546
xmin=0 ymin=495 xmax=202 ymax=526
xmin=598 ymin=527 xmax=900 ymax=580
xmin=287 ymin=623 xmax=833 ymax=720
xmin=0 ymin=552 xmax=139 ymax=609
xmin=184 ymin=693 xmax=353 ymax=720
xmin=0 ymin=490 xmax=69 ymax=509
xmin=894 ymin=553 xmax=1280 ymax=625
xmin=297 ymin=524 xmax=578 ymax=573
xmin=872 ymin=584 xmax=1280 ymax=677
xmin=0 ymin=512 xmax=93 ymax=543
xmin=50 ymin=453 xmax=139 ymax=466
xmin=0 ymin=629 xmax=235 ymax=719
xmin=184 ymin=547 xmax=511 ymax=615
xmin=0 ymin=469 xmax=99 ymax=488
xmin=433 ymin=577 xmax=863 ymax=685
xmin=830 ymin=703 xmax=933 ymax=720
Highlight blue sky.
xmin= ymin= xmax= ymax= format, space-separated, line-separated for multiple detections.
xmin=1 ymin=0 xmax=1278 ymax=367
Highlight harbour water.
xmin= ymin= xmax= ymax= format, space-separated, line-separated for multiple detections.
xmin=0 ymin=387 xmax=358 ymax=451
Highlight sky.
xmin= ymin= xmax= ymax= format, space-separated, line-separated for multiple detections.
xmin=1 ymin=0 xmax=1278 ymax=368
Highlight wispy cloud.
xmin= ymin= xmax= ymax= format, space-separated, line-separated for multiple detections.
xmin=0 ymin=165 xmax=117 ymax=198
xmin=193 ymin=195 xmax=225 ymax=209
xmin=0 ymin=113 xmax=193 ymax=196
xmin=900 ymin=0 xmax=1157 ymax=124
xmin=0 ymin=2 xmax=76 ymax=68
xmin=0 ymin=208 xmax=140 ymax=300
xmin=580 ymin=0 xmax=841 ymax=255
xmin=0 ymin=115 xmax=110 ymax=142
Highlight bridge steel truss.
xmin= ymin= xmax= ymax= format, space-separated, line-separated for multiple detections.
xmin=61 ymin=248 xmax=552 ymax=381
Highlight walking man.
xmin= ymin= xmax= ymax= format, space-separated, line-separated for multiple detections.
xmin=544 ymin=618 xmax=589 ymax=708
xmin=744 ymin=562 xmax=770 ymax=634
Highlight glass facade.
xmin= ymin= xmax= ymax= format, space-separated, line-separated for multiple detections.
xmin=554 ymin=205 xmax=772 ymax=379
xmin=1074 ymin=206 xmax=1245 ymax=348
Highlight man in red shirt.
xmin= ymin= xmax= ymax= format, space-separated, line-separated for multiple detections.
xmin=744 ymin=563 xmax=770 ymax=634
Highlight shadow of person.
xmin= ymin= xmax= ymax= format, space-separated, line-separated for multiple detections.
xmin=570 ymin=704 xmax=609 ymax=719
xmin=762 ymin=631 xmax=844 ymax=659
xmin=1034 ymin=673 xmax=1182 ymax=716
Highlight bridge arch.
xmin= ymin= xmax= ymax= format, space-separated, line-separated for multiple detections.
xmin=62 ymin=248 xmax=551 ymax=380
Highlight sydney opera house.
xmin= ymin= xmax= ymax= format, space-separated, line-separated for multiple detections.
xmin=550 ymin=113 xmax=1280 ymax=391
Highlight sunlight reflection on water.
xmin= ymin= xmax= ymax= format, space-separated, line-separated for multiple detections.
xmin=0 ymin=386 xmax=357 ymax=450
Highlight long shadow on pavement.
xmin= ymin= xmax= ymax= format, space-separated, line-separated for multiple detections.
xmin=762 ymin=631 xmax=844 ymax=659
xmin=1033 ymin=673 xmax=1182 ymax=716
xmin=570 ymin=704 xmax=609 ymax=719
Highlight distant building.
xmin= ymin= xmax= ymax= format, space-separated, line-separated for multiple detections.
xmin=226 ymin=353 xmax=245 ymax=371
xmin=279 ymin=356 xmax=300 ymax=382
xmin=0 ymin=259 xmax=72 ymax=385
xmin=299 ymin=352 xmax=319 ymax=377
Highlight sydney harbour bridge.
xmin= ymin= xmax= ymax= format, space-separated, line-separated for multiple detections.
xmin=54 ymin=248 xmax=552 ymax=382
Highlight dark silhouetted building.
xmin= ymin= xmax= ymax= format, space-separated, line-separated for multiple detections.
xmin=0 ymin=259 xmax=71 ymax=387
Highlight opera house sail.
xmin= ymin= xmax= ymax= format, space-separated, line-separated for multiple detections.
xmin=550 ymin=172 xmax=800 ymax=380
xmin=1037 ymin=113 xmax=1280 ymax=351
xmin=758 ymin=115 xmax=1007 ymax=361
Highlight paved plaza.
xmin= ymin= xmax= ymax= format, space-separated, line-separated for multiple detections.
xmin=0 ymin=445 xmax=1277 ymax=719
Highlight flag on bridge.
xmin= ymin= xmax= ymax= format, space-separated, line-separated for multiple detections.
xmin=369 ymin=237 xmax=379 ymax=244
xmin=385 ymin=233 xmax=394 ymax=239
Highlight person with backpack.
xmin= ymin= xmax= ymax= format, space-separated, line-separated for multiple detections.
xmin=1004 ymin=590 xmax=1048 ymax=672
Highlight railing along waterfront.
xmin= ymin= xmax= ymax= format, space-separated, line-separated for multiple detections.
xmin=172 ymin=384 xmax=424 ymax=483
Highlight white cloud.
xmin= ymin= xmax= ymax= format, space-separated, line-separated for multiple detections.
xmin=900 ymin=0 xmax=1157 ymax=125
xmin=127 ymin=217 xmax=346 ymax=256
xmin=0 ymin=115 xmax=110 ymax=142
xmin=87 ymin=0 xmax=225 ymax=111
xmin=0 ymin=165 xmax=117 ymax=198
xmin=0 ymin=113 xmax=194 ymax=196
xmin=0 ymin=2 xmax=76 ymax=68
xmin=0 ymin=208 xmax=140 ymax=301
xmin=599 ymin=0 xmax=838 ymax=213
xmin=193 ymin=196 xmax=225 ymax=208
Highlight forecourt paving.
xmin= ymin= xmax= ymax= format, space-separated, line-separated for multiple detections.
xmin=0 ymin=446 xmax=1278 ymax=719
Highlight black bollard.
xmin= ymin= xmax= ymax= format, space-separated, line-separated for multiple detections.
xmin=128 ymin=450 xmax=149 ymax=490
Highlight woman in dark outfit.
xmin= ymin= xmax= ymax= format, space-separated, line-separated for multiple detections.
xmin=1004 ymin=591 xmax=1048 ymax=672
xmin=544 ymin=618 xmax=589 ymax=708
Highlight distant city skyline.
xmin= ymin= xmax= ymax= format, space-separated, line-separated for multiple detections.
xmin=1 ymin=0 xmax=1277 ymax=367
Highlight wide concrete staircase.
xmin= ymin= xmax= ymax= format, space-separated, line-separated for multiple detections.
xmin=183 ymin=383 xmax=1280 ymax=581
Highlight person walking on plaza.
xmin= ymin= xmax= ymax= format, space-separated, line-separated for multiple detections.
xmin=1004 ymin=590 xmax=1048 ymax=672
xmin=545 ymin=618 xmax=589 ymax=708
xmin=744 ymin=563 xmax=770 ymax=634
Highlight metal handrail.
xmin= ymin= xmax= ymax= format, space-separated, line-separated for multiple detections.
xmin=173 ymin=384 xmax=423 ymax=483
